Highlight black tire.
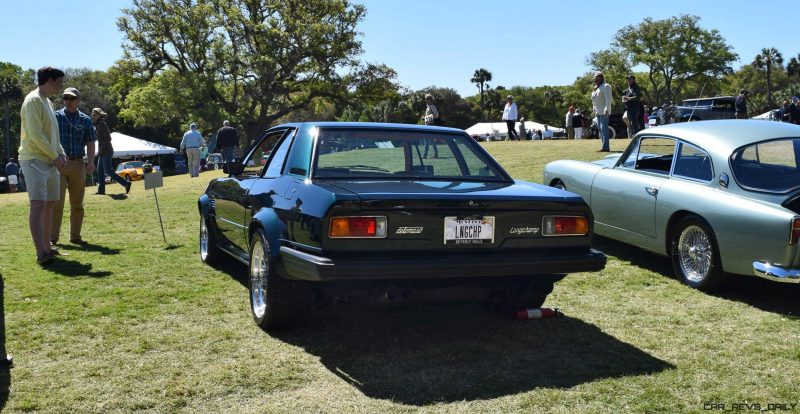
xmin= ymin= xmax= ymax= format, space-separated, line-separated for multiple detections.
xmin=608 ymin=126 xmax=617 ymax=139
xmin=551 ymin=180 xmax=566 ymax=190
xmin=199 ymin=216 xmax=223 ymax=264
xmin=248 ymin=229 xmax=311 ymax=331
xmin=670 ymin=215 xmax=726 ymax=291
xmin=125 ymin=174 xmax=131 ymax=182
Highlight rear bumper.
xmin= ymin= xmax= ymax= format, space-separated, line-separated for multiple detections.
xmin=278 ymin=246 xmax=606 ymax=282
xmin=752 ymin=261 xmax=800 ymax=283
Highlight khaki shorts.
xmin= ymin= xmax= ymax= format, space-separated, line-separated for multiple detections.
xmin=20 ymin=159 xmax=60 ymax=201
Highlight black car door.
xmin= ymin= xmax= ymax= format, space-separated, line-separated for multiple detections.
xmin=212 ymin=130 xmax=288 ymax=251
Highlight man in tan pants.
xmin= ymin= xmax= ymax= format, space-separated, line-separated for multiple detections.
xmin=52 ymin=87 xmax=96 ymax=246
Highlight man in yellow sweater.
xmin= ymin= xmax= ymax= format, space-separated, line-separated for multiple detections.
xmin=19 ymin=67 xmax=67 ymax=266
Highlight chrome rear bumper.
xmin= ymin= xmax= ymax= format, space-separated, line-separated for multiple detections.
xmin=752 ymin=261 xmax=800 ymax=283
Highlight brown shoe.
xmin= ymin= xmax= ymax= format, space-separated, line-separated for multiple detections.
xmin=37 ymin=251 xmax=56 ymax=267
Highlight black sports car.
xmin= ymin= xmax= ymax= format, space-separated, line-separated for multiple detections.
xmin=198 ymin=122 xmax=606 ymax=330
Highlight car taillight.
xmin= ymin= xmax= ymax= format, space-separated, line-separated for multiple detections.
xmin=329 ymin=216 xmax=387 ymax=238
xmin=791 ymin=217 xmax=800 ymax=244
xmin=542 ymin=216 xmax=589 ymax=236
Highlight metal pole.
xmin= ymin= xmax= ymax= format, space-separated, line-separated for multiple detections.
xmin=152 ymin=187 xmax=167 ymax=244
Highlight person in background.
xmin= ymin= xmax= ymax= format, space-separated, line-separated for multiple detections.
xmin=5 ymin=158 xmax=19 ymax=192
xmin=19 ymin=67 xmax=67 ymax=266
xmin=565 ymin=106 xmax=575 ymax=140
xmin=735 ymin=89 xmax=749 ymax=119
xmin=591 ymin=71 xmax=613 ymax=152
xmin=622 ymin=74 xmax=643 ymax=135
xmin=517 ymin=117 xmax=527 ymax=141
xmin=93 ymin=108 xmax=130 ymax=195
xmin=780 ymin=101 xmax=790 ymax=122
xmin=573 ymin=110 xmax=584 ymax=139
xmin=423 ymin=93 xmax=440 ymax=157
xmin=501 ymin=95 xmax=519 ymax=141
xmin=52 ymin=87 xmax=96 ymax=247
xmin=180 ymin=123 xmax=204 ymax=177
xmin=214 ymin=120 xmax=239 ymax=169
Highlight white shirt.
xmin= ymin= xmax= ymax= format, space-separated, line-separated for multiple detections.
xmin=502 ymin=102 xmax=518 ymax=121
xmin=565 ymin=111 xmax=574 ymax=127
xmin=591 ymin=83 xmax=613 ymax=116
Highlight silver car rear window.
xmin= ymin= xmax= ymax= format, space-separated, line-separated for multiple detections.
xmin=731 ymin=138 xmax=800 ymax=193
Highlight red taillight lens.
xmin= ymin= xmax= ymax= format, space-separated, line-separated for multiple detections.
xmin=791 ymin=217 xmax=800 ymax=245
xmin=329 ymin=216 xmax=387 ymax=238
xmin=542 ymin=216 xmax=589 ymax=236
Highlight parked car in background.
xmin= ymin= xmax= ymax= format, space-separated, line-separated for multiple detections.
xmin=544 ymin=120 xmax=800 ymax=290
xmin=199 ymin=122 xmax=606 ymax=330
xmin=116 ymin=161 xmax=147 ymax=181
xmin=658 ymin=96 xmax=737 ymax=124
xmin=588 ymin=114 xmax=628 ymax=139
xmin=205 ymin=153 xmax=224 ymax=170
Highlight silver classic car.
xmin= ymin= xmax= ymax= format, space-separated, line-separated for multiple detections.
xmin=543 ymin=120 xmax=800 ymax=290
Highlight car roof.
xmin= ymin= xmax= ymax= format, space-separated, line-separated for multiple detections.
xmin=639 ymin=120 xmax=800 ymax=154
xmin=682 ymin=96 xmax=736 ymax=101
xmin=272 ymin=121 xmax=465 ymax=133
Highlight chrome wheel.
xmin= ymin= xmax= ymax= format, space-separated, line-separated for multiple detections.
xmin=200 ymin=219 xmax=210 ymax=260
xmin=677 ymin=225 xmax=712 ymax=283
xmin=250 ymin=239 xmax=268 ymax=319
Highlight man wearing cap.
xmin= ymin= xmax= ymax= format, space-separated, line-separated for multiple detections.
xmin=52 ymin=87 xmax=96 ymax=247
xmin=19 ymin=67 xmax=67 ymax=266
xmin=214 ymin=120 xmax=239 ymax=169
xmin=622 ymin=74 xmax=643 ymax=135
xmin=735 ymin=89 xmax=749 ymax=119
xmin=181 ymin=123 xmax=204 ymax=177
xmin=501 ymin=95 xmax=519 ymax=141
xmin=591 ymin=71 xmax=613 ymax=152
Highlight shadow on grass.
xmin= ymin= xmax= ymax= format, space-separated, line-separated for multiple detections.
xmin=209 ymin=260 xmax=248 ymax=288
xmin=58 ymin=242 xmax=120 ymax=256
xmin=163 ymin=245 xmax=182 ymax=251
xmin=593 ymin=235 xmax=800 ymax=317
xmin=0 ymin=275 xmax=10 ymax=410
xmin=107 ymin=194 xmax=128 ymax=201
xmin=45 ymin=258 xmax=112 ymax=278
xmin=274 ymin=303 xmax=673 ymax=405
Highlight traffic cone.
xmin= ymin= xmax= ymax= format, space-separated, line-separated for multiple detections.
xmin=515 ymin=307 xmax=563 ymax=320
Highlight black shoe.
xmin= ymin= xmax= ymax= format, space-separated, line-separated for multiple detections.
xmin=125 ymin=182 xmax=131 ymax=194
xmin=94 ymin=192 xmax=105 ymax=195
xmin=70 ymin=238 xmax=89 ymax=246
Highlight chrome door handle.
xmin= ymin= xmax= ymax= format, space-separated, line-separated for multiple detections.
xmin=645 ymin=187 xmax=658 ymax=196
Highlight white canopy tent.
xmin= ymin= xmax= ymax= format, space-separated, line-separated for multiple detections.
xmin=94 ymin=132 xmax=177 ymax=158
xmin=465 ymin=122 xmax=565 ymax=140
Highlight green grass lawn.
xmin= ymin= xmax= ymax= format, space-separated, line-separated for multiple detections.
xmin=0 ymin=138 xmax=798 ymax=413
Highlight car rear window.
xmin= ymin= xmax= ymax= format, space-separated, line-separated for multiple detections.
xmin=731 ymin=138 xmax=800 ymax=193
xmin=313 ymin=128 xmax=507 ymax=181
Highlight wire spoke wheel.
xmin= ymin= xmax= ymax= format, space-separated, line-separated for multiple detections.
xmin=677 ymin=225 xmax=713 ymax=283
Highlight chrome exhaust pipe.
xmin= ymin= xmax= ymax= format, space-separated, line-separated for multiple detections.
xmin=385 ymin=285 xmax=401 ymax=303
xmin=400 ymin=285 xmax=413 ymax=302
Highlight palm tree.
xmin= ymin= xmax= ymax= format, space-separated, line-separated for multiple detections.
xmin=471 ymin=68 xmax=492 ymax=121
xmin=787 ymin=55 xmax=800 ymax=79
xmin=753 ymin=47 xmax=784 ymax=108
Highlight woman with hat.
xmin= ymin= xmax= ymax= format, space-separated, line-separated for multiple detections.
xmin=93 ymin=108 xmax=131 ymax=195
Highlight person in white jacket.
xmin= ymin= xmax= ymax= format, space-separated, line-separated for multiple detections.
xmin=591 ymin=71 xmax=613 ymax=152
xmin=501 ymin=95 xmax=519 ymax=141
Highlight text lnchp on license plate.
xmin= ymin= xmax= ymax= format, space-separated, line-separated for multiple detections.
xmin=443 ymin=217 xmax=495 ymax=245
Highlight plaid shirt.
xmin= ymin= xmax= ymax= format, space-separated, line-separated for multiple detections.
xmin=55 ymin=108 xmax=96 ymax=156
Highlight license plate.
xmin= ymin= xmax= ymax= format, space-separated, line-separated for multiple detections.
xmin=444 ymin=216 xmax=495 ymax=245
xmin=648 ymin=118 xmax=657 ymax=125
